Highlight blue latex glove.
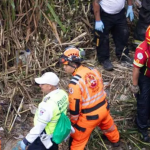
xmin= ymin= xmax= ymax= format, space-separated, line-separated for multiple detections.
xmin=126 ymin=5 xmax=134 ymax=22
xmin=12 ymin=141 xmax=26 ymax=150
xmin=95 ymin=20 xmax=104 ymax=32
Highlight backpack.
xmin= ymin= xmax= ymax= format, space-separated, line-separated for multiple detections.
xmin=52 ymin=112 xmax=71 ymax=144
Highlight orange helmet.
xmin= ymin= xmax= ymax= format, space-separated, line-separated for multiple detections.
xmin=145 ymin=25 xmax=150 ymax=44
xmin=59 ymin=46 xmax=85 ymax=65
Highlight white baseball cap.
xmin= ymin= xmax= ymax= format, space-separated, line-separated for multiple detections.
xmin=35 ymin=72 xmax=60 ymax=86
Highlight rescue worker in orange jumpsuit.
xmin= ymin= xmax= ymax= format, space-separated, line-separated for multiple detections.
xmin=59 ymin=46 xmax=120 ymax=150
xmin=131 ymin=25 xmax=150 ymax=142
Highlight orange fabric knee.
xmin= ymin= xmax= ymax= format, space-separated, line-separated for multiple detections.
xmin=70 ymin=126 xmax=94 ymax=150
xmin=99 ymin=113 xmax=120 ymax=143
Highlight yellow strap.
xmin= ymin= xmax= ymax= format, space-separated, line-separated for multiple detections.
xmin=144 ymin=68 xmax=148 ymax=75
xmin=96 ymin=38 xmax=99 ymax=47
xmin=133 ymin=60 xmax=143 ymax=67
xmin=133 ymin=40 xmax=142 ymax=45
xmin=145 ymin=51 xmax=149 ymax=58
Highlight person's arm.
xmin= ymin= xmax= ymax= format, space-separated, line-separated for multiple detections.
xmin=127 ymin=0 xmax=132 ymax=5
xmin=92 ymin=0 xmax=101 ymax=21
xmin=126 ymin=0 xmax=134 ymax=21
xmin=24 ymin=102 xmax=53 ymax=144
xmin=92 ymin=0 xmax=104 ymax=32
xmin=133 ymin=67 xmax=140 ymax=86
xmin=131 ymin=47 xmax=146 ymax=93
xmin=68 ymin=84 xmax=82 ymax=125
xmin=24 ymin=122 xmax=47 ymax=144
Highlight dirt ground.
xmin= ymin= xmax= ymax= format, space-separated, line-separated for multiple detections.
xmin=2 ymin=47 xmax=150 ymax=150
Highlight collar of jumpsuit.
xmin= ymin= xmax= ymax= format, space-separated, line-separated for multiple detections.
xmin=72 ymin=65 xmax=83 ymax=76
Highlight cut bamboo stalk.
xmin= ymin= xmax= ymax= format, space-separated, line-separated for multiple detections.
xmin=4 ymin=88 xmax=16 ymax=127
xmin=9 ymin=97 xmax=24 ymax=133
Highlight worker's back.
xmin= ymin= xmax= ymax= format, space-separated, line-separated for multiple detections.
xmin=69 ymin=65 xmax=107 ymax=121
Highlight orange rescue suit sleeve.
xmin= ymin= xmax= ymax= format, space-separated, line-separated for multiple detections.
xmin=68 ymin=83 xmax=82 ymax=125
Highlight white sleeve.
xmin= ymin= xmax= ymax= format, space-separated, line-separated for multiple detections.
xmin=26 ymin=102 xmax=53 ymax=143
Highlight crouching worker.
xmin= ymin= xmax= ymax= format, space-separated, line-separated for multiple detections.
xmin=13 ymin=72 xmax=69 ymax=150
xmin=59 ymin=46 xmax=120 ymax=150
xmin=131 ymin=25 xmax=150 ymax=142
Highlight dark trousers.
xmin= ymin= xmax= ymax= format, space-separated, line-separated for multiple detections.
xmin=27 ymin=137 xmax=58 ymax=150
xmin=96 ymin=8 xmax=129 ymax=62
xmin=136 ymin=73 xmax=150 ymax=130
xmin=134 ymin=0 xmax=150 ymax=42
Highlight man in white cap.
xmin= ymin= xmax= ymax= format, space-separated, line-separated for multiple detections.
xmin=14 ymin=72 xmax=69 ymax=150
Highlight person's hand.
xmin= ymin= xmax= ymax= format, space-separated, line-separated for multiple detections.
xmin=13 ymin=141 xmax=26 ymax=150
xmin=19 ymin=141 xmax=26 ymax=150
xmin=95 ymin=20 xmax=104 ymax=32
xmin=64 ymin=126 xmax=75 ymax=142
xmin=126 ymin=5 xmax=134 ymax=22
xmin=130 ymin=85 xmax=139 ymax=94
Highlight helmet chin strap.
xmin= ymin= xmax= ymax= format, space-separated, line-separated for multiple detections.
xmin=68 ymin=62 xmax=78 ymax=74
xmin=68 ymin=62 xmax=77 ymax=69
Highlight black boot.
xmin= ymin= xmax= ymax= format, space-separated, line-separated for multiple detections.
xmin=101 ymin=134 xmax=120 ymax=147
xmin=119 ymin=55 xmax=133 ymax=64
xmin=101 ymin=59 xmax=114 ymax=71
xmin=139 ymin=129 xmax=150 ymax=142
xmin=111 ymin=141 xmax=120 ymax=147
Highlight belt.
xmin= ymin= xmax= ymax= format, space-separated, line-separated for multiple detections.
xmin=81 ymin=99 xmax=106 ymax=114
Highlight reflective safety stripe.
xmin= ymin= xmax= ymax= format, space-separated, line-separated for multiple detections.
xmin=90 ymin=91 xmax=103 ymax=101
xmin=37 ymin=118 xmax=47 ymax=124
xmin=71 ymin=117 xmax=78 ymax=120
xmin=71 ymin=114 xmax=79 ymax=118
xmin=133 ymin=39 xmax=142 ymax=45
xmin=79 ymin=78 xmax=105 ymax=103
xmin=92 ymin=69 xmax=102 ymax=84
xmin=145 ymin=51 xmax=149 ymax=58
xmin=82 ymin=90 xmax=104 ymax=102
xmin=37 ymin=118 xmax=58 ymax=124
xmin=101 ymin=123 xmax=115 ymax=134
xmin=82 ymin=92 xmax=105 ymax=106
xmin=79 ymin=78 xmax=90 ymax=101
xmin=71 ymin=114 xmax=79 ymax=121
xmin=144 ymin=68 xmax=148 ymax=75
xmin=77 ymin=82 xmax=84 ymax=92
xmin=133 ymin=60 xmax=144 ymax=67
xmin=72 ymin=70 xmax=105 ymax=107
xmin=71 ymin=118 xmax=78 ymax=121
xmin=50 ymin=120 xmax=58 ymax=123
xmin=137 ymin=46 xmax=143 ymax=50
xmin=71 ymin=79 xmax=78 ymax=83
xmin=70 ymin=78 xmax=84 ymax=92
xmin=82 ymin=99 xmax=106 ymax=113
xmin=146 ymin=37 xmax=150 ymax=41
xmin=72 ymin=70 xmax=106 ymax=105
xmin=74 ymin=75 xmax=81 ymax=80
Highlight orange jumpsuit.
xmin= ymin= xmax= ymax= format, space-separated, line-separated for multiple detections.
xmin=68 ymin=65 xmax=119 ymax=150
